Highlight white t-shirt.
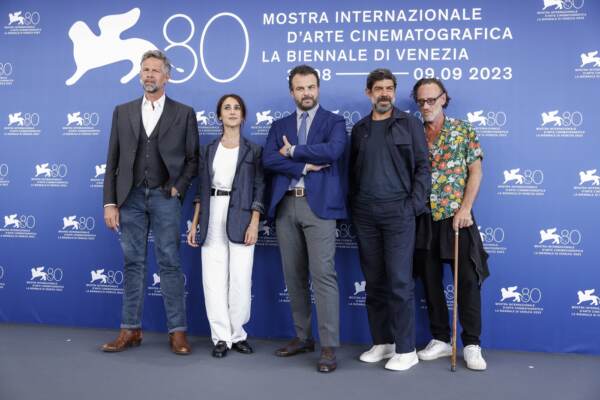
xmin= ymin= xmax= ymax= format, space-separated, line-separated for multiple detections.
xmin=211 ymin=142 xmax=239 ymax=190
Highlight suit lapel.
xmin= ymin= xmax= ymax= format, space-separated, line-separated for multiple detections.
xmin=236 ymin=136 xmax=250 ymax=171
xmin=157 ymin=96 xmax=176 ymax=140
xmin=285 ymin=111 xmax=298 ymax=145
xmin=306 ymin=107 xmax=325 ymax=145
xmin=384 ymin=113 xmax=405 ymax=181
xmin=207 ymin=137 xmax=220 ymax=176
xmin=354 ymin=117 xmax=370 ymax=175
xmin=129 ymin=98 xmax=143 ymax=141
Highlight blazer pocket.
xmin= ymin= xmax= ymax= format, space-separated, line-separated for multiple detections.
xmin=162 ymin=122 xmax=183 ymax=137
xmin=326 ymin=184 xmax=344 ymax=210
xmin=242 ymin=159 xmax=255 ymax=173
xmin=243 ymin=150 xmax=255 ymax=163
xmin=392 ymin=136 xmax=412 ymax=158
xmin=392 ymin=133 xmax=411 ymax=146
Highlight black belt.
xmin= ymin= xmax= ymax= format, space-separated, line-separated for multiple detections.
xmin=211 ymin=188 xmax=230 ymax=196
xmin=285 ymin=188 xmax=305 ymax=197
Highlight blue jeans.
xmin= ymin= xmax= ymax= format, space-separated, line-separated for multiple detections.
xmin=119 ymin=187 xmax=186 ymax=332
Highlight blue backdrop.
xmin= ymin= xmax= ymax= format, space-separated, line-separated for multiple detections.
xmin=1 ymin=0 xmax=599 ymax=354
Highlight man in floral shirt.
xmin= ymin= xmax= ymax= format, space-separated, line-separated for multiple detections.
xmin=411 ymin=78 xmax=489 ymax=371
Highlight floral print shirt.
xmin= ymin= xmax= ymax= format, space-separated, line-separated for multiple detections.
xmin=429 ymin=117 xmax=483 ymax=222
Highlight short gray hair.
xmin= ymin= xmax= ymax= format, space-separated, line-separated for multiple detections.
xmin=140 ymin=50 xmax=171 ymax=75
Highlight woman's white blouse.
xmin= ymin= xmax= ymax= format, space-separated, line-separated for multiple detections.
xmin=211 ymin=142 xmax=239 ymax=190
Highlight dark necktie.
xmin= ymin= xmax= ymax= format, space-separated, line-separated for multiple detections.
xmin=290 ymin=112 xmax=308 ymax=188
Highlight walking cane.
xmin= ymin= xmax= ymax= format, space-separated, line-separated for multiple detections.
xmin=451 ymin=229 xmax=459 ymax=372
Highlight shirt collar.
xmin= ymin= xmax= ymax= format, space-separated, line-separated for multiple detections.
xmin=296 ymin=104 xmax=319 ymax=120
xmin=441 ymin=115 xmax=453 ymax=133
xmin=142 ymin=93 xmax=165 ymax=110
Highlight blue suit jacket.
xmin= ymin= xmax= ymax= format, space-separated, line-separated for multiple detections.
xmin=263 ymin=106 xmax=348 ymax=220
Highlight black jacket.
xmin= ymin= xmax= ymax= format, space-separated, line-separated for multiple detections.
xmin=349 ymin=107 xmax=431 ymax=216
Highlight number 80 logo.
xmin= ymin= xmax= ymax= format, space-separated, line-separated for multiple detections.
xmin=45 ymin=268 xmax=63 ymax=282
xmin=0 ymin=63 xmax=13 ymax=77
xmin=163 ymin=13 xmax=249 ymax=84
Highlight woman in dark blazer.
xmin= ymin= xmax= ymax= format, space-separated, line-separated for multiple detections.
xmin=187 ymin=94 xmax=265 ymax=358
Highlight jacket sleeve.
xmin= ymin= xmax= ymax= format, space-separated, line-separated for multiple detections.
xmin=262 ymin=122 xmax=305 ymax=179
xmin=192 ymin=145 xmax=205 ymax=204
xmin=347 ymin=125 xmax=360 ymax=198
xmin=103 ymin=106 xmax=120 ymax=206
xmin=174 ymin=107 xmax=200 ymax=196
xmin=251 ymin=145 xmax=266 ymax=214
xmin=409 ymin=116 xmax=431 ymax=216
xmin=291 ymin=117 xmax=347 ymax=164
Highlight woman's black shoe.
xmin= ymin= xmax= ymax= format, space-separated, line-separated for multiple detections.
xmin=232 ymin=340 xmax=253 ymax=354
xmin=212 ymin=341 xmax=228 ymax=358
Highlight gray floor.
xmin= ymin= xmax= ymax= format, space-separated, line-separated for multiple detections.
xmin=0 ymin=324 xmax=598 ymax=400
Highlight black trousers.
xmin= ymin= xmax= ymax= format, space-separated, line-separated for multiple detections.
xmin=414 ymin=218 xmax=482 ymax=346
xmin=352 ymin=200 xmax=416 ymax=353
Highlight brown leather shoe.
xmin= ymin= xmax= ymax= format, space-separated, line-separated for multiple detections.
xmin=317 ymin=347 xmax=337 ymax=373
xmin=169 ymin=331 xmax=191 ymax=355
xmin=275 ymin=337 xmax=315 ymax=357
xmin=101 ymin=329 xmax=142 ymax=352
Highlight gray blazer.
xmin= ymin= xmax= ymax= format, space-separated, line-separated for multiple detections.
xmin=193 ymin=135 xmax=265 ymax=245
xmin=103 ymin=96 xmax=199 ymax=206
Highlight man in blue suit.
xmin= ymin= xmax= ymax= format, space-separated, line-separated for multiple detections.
xmin=263 ymin=65 xmax=347 ymax=373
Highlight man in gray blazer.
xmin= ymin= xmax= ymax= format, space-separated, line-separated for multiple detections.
xmin=101 ymin=50 xmax=199 ymax=355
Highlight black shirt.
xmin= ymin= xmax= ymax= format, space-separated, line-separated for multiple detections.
xmin=356 ymin=118 xmax=408 ymax=202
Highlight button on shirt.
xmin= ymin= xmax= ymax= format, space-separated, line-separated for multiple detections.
xmin=142 ymin=94 xmax=165 ymax=136
xmin=290 ymin=104 xmax=319 ymax=189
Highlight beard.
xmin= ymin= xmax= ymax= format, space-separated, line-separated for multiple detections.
xmin=373 ymin=96 xmax=394 ymax=114
xmin=140 ymin=79 xmax=159 ymax=93
xmin=295 ymin=96 xmax=317 ymax=111
xmin=422 ymin=107 xmax=443 ymax=123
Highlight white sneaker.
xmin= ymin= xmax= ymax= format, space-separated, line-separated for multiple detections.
xmin=463 ymin=345 xmax=487 ymax=371
xmin=359 ymin=344 xmax=396 ymax=363
xmin=417 ymin=339 xmax=452 ymax=361
xmin=384 ymin=350 xmax=419 ymax=371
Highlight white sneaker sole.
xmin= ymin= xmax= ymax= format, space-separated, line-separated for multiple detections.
xmin=359 ymin=351 xmax=396 ymax=363
xmin=384 ymin=356 xmax=419 ymax=371
xmin=464 ymin=361 xmax=487 ymax=371
xmin=417 ymin=349 xmax=452 ymax=361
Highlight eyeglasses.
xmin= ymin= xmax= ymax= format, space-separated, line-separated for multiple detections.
xmin=416 ymin=92 xmax=445 ymax=107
